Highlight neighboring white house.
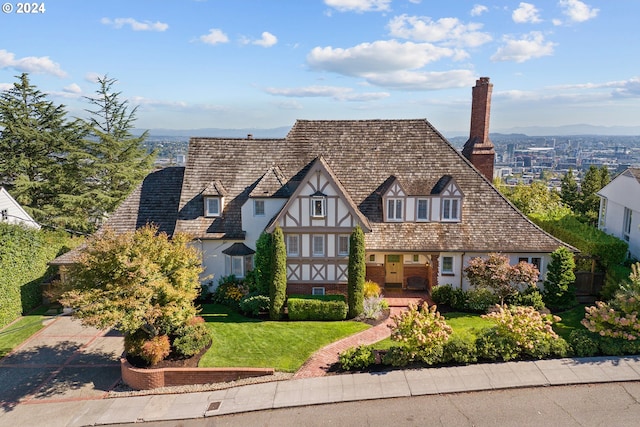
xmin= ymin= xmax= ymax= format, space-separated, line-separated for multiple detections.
xmin=597 ymin=168 xmax=640 ymax=260
xmin=0 ymin=187 xmax=40 ymax=229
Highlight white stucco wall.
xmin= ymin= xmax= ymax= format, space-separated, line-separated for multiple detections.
xmin=599 ymin=172 xmax=640 ymax=260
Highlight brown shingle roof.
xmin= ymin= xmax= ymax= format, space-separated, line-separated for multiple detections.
xmin=178 ymin=119 xmax=567 ymax=253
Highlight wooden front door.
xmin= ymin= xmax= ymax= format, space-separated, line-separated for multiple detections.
xmin=385 ymin=254 xmax=403 ymax=284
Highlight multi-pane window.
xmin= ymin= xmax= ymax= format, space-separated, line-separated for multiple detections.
xmin=624 ymin=207 xmax=633 ymax=241
xmin=311 ymin=197 xmax=326 ymax=218
xmin=312 ymin=287 xmax=326 ymax=296
xmin=228 ymin=255 xmax=253 ymax=278
xmin=442 ymin=198 xmax=460 ymax=221
xmin=417 ymin=199 xmax=429 ymax=221
xmin=338 ymin=235 xmax=349 ymax=256
xmin=599 ymin=198 xmax=607 ymax=228
xmin=312 ymin=235 xmax=325 ymax=256
xmin=205 ymin=197 xmax=221 ymax=217
xmin=441 ymin=256 xmax=453 ymax=274
xmin=519 ymin=257 xmax=542 ymax=274
xmin=1 ymin=209 xmax=7 ymax=221
xmin=286 ymin=235 xmax=299 ymax=256
xmin=254 ymin=200 xmax=265 ymax=216
xmin=387 ymin=198 xmax=403 ymax=221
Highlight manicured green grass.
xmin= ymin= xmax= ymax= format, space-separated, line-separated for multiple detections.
xmin=199 ymin=304 xmax=370 ymax=372
xmin=553 ymin=305 xmax=588 ymax=340
xmin=0 ymin=306 xmax=49 ymax=357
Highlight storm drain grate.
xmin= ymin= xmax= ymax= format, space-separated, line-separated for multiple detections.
xmin=208 ymin=401 xmax=221 ymax=411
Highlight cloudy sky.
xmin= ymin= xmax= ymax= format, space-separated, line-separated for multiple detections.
xmin=0 ymin=0 xmax=637 ymax=134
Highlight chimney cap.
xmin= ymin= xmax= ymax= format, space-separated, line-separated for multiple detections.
xmin=247 ymin=134 xmax=254 ymax=140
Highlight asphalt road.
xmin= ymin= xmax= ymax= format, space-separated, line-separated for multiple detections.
xmin=117 ymin=382 xmax=640 ymax=427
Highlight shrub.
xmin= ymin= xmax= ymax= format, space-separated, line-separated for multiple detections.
xmin=465 ymin=288 xmax=500 ymax=313
xmin=443 ymin=335 xmax=478 ymax=364
xmin=450 ymin=288 xmax=469 ymax=311
xmin=123 ymin=329 xmax=149 ymax=359
xmin=362 ymin=295 xmax=386 ymax=320
xmin=568 ymin=329 xmax=600 ymax=357
xmin=507 ymin=286 xmax=546 ymax=311
xmin=239 ymin=295 xmax=270 ymax=317
xmin=348 ymin=225 xmax=366 ymax=318
xmin=339 ymin=345 xmax=375 ymax=371
xmin=388 ymin=302 xmax=452 ymax=365
xmin=270 ymin=226 xmax=287 ymax=320
xmin=479 ymin=305 xmax=564 ymax=361
xmin=364 ymin=280 xmax=382 ymax=298
xmin=543 ymin=247 xmax=578 ymax=311
xmin=431 ymin=284 xmax=454 ymax=306
xmin=211 ymin=276 xmax=248 ymax=310
xmin=173 ymin=317 xmax=211 ymax=357
xmin=287 ymin=298 xmax=348 ymax=321
xmin=141 ymin=335 xmax=171 ymax=366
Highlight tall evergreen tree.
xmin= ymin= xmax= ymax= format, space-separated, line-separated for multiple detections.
xmin=83 ymin=75 xmax=155 ymax=226
xmin=252 ymin=231 xmax=273 ymax=295
xmin=543 ymin=247 xmax=577 ymax=311
xmin=579 ymin=165 xmax=609 ymax=225
xmin=560 ymin=168 xmax=579 ymax=212
xmin=0 ymin=73 xmax=89 ymax=228
xmin=348 ymin=225 xmax=366 ymax=318
xmin=269 ymin=226 xmax=287 ymax=320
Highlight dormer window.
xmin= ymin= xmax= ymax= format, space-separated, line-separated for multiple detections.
xmin=416 ymin=199 xmax=429 ymax=221
xmin=311 ymin=196 xmax=326 ymax=218
xmin=442 ymin=198 xmax=460 ymax=221
xmin=205 ymin=197 xmax=221 ymax=217
xmin=387 ymin=198 xmax=403 ymax=221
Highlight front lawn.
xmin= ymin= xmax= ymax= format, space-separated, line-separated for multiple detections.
xmin=0 ymin=306 xmax=49 ymax=357
xmin=199 ymin=304 xmax=370 ymax=372
xmin=553 ymin=305 xmax=588 ymax=340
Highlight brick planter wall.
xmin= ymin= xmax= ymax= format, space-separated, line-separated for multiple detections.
xmin=120 ymin=358 xmax=274 ymax=390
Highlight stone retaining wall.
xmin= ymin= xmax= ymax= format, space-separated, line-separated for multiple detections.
xmin=121 ymin=358 xmax=275 ymax=390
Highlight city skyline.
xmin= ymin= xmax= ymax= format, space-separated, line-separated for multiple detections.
xmin=1 ymin=0 xmax=638 ymax=134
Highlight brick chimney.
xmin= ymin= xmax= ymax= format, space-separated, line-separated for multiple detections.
xmin=462 ymin=77 xmax=495 ymax=181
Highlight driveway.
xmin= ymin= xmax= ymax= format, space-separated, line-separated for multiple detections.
xmin=0 ymin=315 xmax=123 ymax=413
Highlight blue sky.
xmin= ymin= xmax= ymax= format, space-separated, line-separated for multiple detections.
xmin=1 ymin=0 xmax=638 ymax=134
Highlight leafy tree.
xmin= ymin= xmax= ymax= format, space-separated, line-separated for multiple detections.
xmin=251 ymin=231 xmax=273 ymax=295
xmin=464 ymin=253 xmax=539 ymax=305
xmin=501 ymin=181 xmax=565 ymax=217
xmin=0 ymin=73 xmax=90 ymax=229
xmin=348 ymin=225 xmax=365 ymax=318
xmin=58 ymin=225 xmax=206 ymax=362
xmin=560 ymin=168 xmax=579 ymax=212
xmin=269 ymin=226 xmax=287 ymax=320
xmin=543 ymin=247 xmax=577 ymax=311
xmin=83 ymin=75 xmax=155 ymax=226
xmin=578 ymin=165 xmax=609 ymax=225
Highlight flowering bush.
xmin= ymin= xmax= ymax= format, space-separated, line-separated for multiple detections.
xmin=211 ymin=275 xmax=248 ymax=309
xmin=388 ymin=302 xmax=452 ymax=365
xmin=478 ymin=305 xmax=567 ymax=361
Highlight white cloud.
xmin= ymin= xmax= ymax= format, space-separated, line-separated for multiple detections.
xmin=63 ymin=83 xmax=82 ymax=94
xmin=307 ymin=40 xmax=458 ymax=76
xmin=363 ymin=69 xmax=476 ymax=90
xmin=84 ymin=72 xmax=102 ymax=83
xmin=324 ymin=0 xmax=391 ymax=13
xmin=252 ymin=32 xmax=278 ymax=47
xmin=470 ymin=4 xmax=488 ymax=16
xmin=558 ymin=0 xmax=598 ymax=23
xmin=129 ymin=96 xmax=226 ymax=112
xmin=0 ymin=83 xmax=13 ymax=91
xmin=199 ymin=29 xmax=229 ymax=45
xmin=0 ymin=49 xmax=67 ymax=77
xmin=491 ymin=31 xmax=555 ymax=63
xmin=264 ymin=85 xmax=390 ymax=101
xmin=101 ymin=17 xmax=168 ymax=31
xmin=388 ymin=15 xmax=492 ymax=48
xmin=551 ymin=77 xmax=640 ymax=99
xmin=513 ymin=2 xmax=542 ymax=23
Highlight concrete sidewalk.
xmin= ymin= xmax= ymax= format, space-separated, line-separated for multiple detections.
xmin=1 ymin=355 xmax=640 ymax=426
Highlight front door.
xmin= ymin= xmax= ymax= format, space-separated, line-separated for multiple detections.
xmin=385 ymin=254 xmax=403 ymax=285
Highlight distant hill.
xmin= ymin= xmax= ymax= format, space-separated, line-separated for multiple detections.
xmin=134 ymin=127 xmax=291 ymax=138
xmin=491 ymin=124 xmax=640 ymax=136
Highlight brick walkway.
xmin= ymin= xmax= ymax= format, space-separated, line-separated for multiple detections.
xmin=293 ymin=292 xmax=432 ymax=379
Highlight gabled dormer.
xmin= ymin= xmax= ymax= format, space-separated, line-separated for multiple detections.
xmin=382 ymin=177 xmax=407 ymax=222
xmin=431 ymin=175 xmax=463 ymax=222
xmin=202 ymin=180 xmax=227 ymax=218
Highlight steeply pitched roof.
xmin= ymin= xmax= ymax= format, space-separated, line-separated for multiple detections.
xmin=178 ymin=119 xmax=566 ymax=253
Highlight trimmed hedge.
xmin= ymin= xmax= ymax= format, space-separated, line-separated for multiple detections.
xmin=530 ymin=214 xmax=628 ymax=267
xmin=287 ymin=298 xmax=348 ymax=321
xmin=0 ymin=223 xmax=79 ymax=329
xmin=288 ymin=294 xmax=346 ymax=302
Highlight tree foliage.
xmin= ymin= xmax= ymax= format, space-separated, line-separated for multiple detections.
xmin=348 ymin=225 xmax=365 ymax=318
xmin=252 ymin=231 xmax=273 ymax=295
xmin=269 ymin=226 xmax=287 ymax=320
xmin=577 ymin=165 xmax=609 ymax=225
xmin=543 ymin=247 xmax=577 ymax=311
xmin=560 ymin=168 xmax=579 ymax=212
xmin=464 ymin=253 xmax=540 ymax=305
xmin=500 ymin=181 xmax=569 ymax=218
xmin=59 ymin=225 xmax=203 ymax=341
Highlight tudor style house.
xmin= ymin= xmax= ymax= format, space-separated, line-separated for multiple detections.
xmin=0 ymin=187 xmax=40 ymax=229
xmin=52 ymin=78 xmax=568 ymax=294
xmin=597 ymin=168 xmax=640 ymax=261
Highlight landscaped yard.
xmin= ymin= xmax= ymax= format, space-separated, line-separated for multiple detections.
xmin=0 ymin=306 xmax=49 ymax=357
xmin=199 ymin=304 xmax=370 ymax=372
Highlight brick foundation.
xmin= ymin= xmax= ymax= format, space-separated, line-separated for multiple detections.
xmin=121 ymin=358 xmax=274 ymax=390
xmin=286 ymin=283 xmax=347 ymax=296
xmin=366 ymin=265 xmax=385 ymax=286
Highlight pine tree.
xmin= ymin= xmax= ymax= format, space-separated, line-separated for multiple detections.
xmin=83 ymin=75 xmax=155 ymax=226
xmin=543 ymin=247 xmax=577 ymax=311
xmin=0 ymin=73 xmax=89 ymax=229
xmin=579 ymin=165 xmax=609 ymax=225
xmin=253 ymin=231 xmax=273 ymax=295
xmin=269 ymin=226 xmax=287 ymax=320
xmin=348 ymin=225 xmax=366 ymax=318
xmin=560 ymin=168 xmax=579 ymax=212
